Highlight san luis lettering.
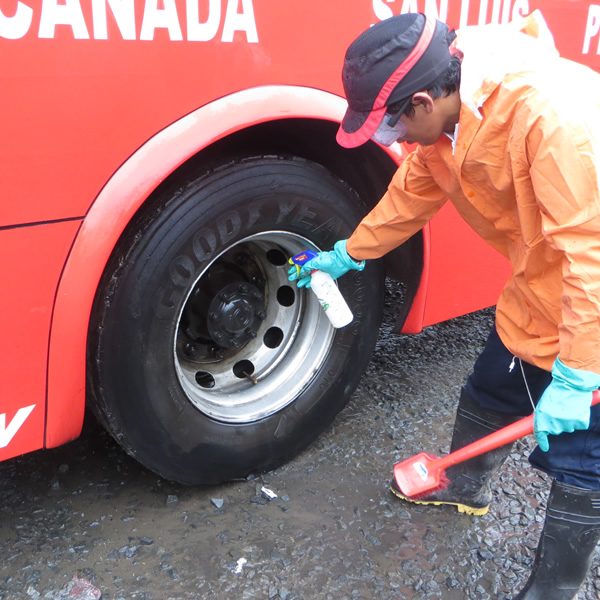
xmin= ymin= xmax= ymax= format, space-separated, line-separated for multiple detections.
xmin=372 ymin=0 xmax=600 ymax=56
xmin=372 ymin=0 xmax=531 ymax=26
xmin=0 ymin=0 xmax=258 ymax=42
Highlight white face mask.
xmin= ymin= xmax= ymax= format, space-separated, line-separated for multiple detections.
xmin=372 ymin=112 xmax=408 ymax=146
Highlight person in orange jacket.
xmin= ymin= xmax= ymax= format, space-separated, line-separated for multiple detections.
xmin=289 ymin=11 xmax=600 ymax=599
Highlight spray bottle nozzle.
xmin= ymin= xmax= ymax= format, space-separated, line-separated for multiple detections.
xmin=288 ymin=250 xmax=318 ymax=275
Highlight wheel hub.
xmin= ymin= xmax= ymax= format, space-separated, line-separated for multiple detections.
xmin=207 ymin=282 xmax=265 ymax=348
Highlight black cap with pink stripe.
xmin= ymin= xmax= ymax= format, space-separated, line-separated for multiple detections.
xmin=337 ymin=14 xmax=456 ymax=148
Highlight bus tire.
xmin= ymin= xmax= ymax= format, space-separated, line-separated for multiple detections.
xmin=87 ymin=156 xmax=384 ymax=484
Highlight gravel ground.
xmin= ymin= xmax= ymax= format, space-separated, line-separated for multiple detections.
xmin=1 ymin=282 xmax=599 ymax=600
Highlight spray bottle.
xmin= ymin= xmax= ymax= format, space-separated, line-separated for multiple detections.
xmin=289 ymin=250 xmax=353 ymax=329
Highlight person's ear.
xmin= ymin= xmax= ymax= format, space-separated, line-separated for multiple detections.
xmin=411 ymin=92 xmax=435 ymax=114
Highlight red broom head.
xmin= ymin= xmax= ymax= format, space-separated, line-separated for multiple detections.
xmin=393 ymin=452 xmax=449 ymax=499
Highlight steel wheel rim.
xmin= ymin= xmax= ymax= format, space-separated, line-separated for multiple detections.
xmin=173 ymin=231 xmax=335 ymax=423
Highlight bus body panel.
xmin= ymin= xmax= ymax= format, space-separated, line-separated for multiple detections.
xmin=2 ymin=1 xmax=597 ymax=228
xmin=0 ymin=0 xmax=598 ymax=459
xmin=421 ymin=203 xmax=511 ymax=329
xmin=0 ymin=220 xmax=80 ymax=460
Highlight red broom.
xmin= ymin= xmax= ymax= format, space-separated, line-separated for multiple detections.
xmin=393 ymin=390 xmax=600 ymax=499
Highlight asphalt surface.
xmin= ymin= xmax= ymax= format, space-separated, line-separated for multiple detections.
xmin=1 ymin=282 xmax=599 ymax=600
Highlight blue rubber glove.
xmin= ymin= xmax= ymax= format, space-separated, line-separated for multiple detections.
xmin=534 ymin=357 xmax=600 ymax=452
xmin=288 ymin=240 xmax=365 ymax=288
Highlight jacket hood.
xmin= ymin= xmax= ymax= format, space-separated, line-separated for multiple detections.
xmin=456 ymin=10 xmax=560 ymax=119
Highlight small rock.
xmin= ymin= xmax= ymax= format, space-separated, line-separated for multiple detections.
xmin=137 ymin=536 xmax=154 ymax=545
xmin=250 ymin=495 xmax=269 ymax=506
xmin=211 ymin=498 xmax=224 ymax=509
xmin=118 ymin=545 xmax=138 ymax=559
xmin=166 ymin=494 xmax=178 ymax=505
xmin=26 ymin=586 xmax=40 ymax=599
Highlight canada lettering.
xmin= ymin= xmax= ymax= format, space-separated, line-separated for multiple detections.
xmin=0 ymin=0 xmax=258 ymax=42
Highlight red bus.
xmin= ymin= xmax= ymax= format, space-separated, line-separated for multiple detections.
xmin=1 ymin=0 xmax=599 ymax=484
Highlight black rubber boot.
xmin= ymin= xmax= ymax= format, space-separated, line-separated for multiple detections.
xmin=514 ymin=480 xmax=600 ymax=600
xmin=391 ymin=389 xmax=520 ymax=515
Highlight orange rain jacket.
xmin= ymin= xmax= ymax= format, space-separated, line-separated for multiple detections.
xmin=346 ymin=12 xmax=600 ymax=374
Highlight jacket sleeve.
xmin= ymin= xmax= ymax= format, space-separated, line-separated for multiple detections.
xmin=526 ymin=101 xmax=600 ymax=374
xmin=346 ymin=146 xmax=447 ymax=260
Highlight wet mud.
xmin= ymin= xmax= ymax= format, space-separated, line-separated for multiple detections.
xmin=1 ymin=283 xmax=599 ymax=599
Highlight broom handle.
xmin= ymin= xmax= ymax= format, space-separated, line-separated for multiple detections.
xmin=436 ymin=390 xmax=600 ymax=471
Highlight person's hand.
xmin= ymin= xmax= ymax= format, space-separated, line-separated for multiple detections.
xmin=534 ymin=358 xmax=600 ymax=452
xmin=288 ymin=240 xmax=365 ymax=288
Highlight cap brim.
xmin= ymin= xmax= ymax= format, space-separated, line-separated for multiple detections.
xmin=336 ymin=105 xmax=386 ymax=148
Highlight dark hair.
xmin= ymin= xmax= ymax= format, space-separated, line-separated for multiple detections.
xmin=388 ymin=54 xmax=462 ymax=118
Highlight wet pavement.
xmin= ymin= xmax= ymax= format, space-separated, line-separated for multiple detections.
xmin=1 ymin=284 xmax=599 ymax=600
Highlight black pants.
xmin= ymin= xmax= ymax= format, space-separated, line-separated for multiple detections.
xmin=464 ymin=327 xmax=600 ymax=491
